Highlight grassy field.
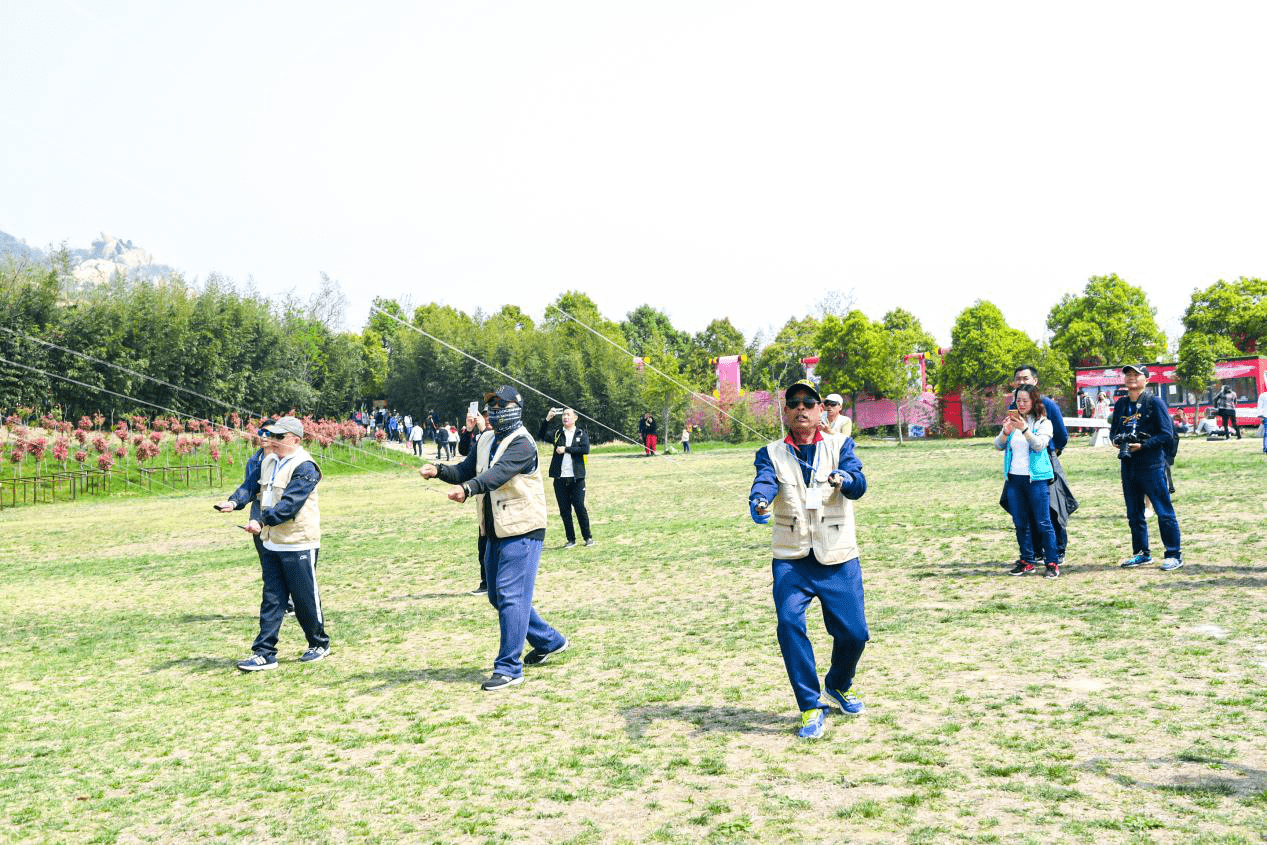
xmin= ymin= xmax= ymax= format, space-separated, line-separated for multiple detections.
xmin=2 ymin=434 xmax=1266 ymax=844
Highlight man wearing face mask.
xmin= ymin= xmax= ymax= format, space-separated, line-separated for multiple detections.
xmin=749 ymin=379 xmax=869 ymax=740
xmin=419 ymin=386 xmax=569 ymax=690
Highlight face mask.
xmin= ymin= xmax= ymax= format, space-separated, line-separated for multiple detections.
xmin=488 ymin=404 xmax=522 ymax=435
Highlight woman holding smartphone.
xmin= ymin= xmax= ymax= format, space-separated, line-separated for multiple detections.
xmin=994 ymin=385 xmax=1061 ymax=578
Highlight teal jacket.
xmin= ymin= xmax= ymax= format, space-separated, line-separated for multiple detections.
xmin=995 ymin=418 xmax=1054 ymax=481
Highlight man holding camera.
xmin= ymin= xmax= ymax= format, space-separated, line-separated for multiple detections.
xmin=1111 ymin=364 xmax=1184 ymax=571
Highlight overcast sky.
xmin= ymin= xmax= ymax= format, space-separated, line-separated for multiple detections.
xmin=4 ymin=1 xmax=1265 ymax=349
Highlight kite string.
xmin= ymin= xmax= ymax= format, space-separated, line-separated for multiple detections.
xmin=545 ymin=304 xmax=777 ymax=444
xmin=0 ymin=356 xmax=454 ymax=496
xmin=370 ymin=304 xmax=753 ymax=510
xmin=0 ymin=326 xmax=424 ymax=473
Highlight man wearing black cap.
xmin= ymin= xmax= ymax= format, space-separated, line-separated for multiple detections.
xmin=748 ymin=379 xmax=869 ymax=739
xmin=418 ymin=385 xmax=568 ymax=690
xmin=1111 ymin=365 xmax=1184 ymax=571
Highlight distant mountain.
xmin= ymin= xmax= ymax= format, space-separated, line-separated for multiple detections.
xmin=0 ymin=231 xmax=46 ymax=264
xmin=0 ymin=229 xmax=177 ymax=284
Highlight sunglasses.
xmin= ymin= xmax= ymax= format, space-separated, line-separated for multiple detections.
xmin=266 ymin=431 xmax=290 ymax=440
xmin=823 ymin=400 xmax=840 ymax=407
xmin=785 ymin=397 xmax=819 ymax=410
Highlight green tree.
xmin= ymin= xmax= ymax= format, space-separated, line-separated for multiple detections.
xmin=1176 ymin=330 xmax=1237 ymax=414
xmin=1181 ymin=276 xmax=1267 ymax=353
xmin=621 ymin=305 xmax=690 ymax=360
xmin=939 ymin=301 xmax=1037 ymax=432
xmin=749 ymin=315 xmax=820 ymax=395
xmin=1046 ymin=274 xmax=1166 ymax=368
xmin=813 ymin=310 xmax=892 ymax=419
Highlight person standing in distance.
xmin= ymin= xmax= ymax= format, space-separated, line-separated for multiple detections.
xmin=749 ymin=379 xmax=869 ymax=740
xmin=1011 ymin=365 xmax=1071 ymax=564
xmin=236 ymin=416 xmax=331 ymax=670
xmin=537 ymin=407 xmax=594 ymax=549
xmin=418 ymin=386 xmax=568 ymax=690
xmin=1113 ymin=365 xmax=1184 ymax=571
xmin=638 ymin=412 xmax=658 ymax=456
xmin=1214 ymin=384 xmax=1241 ymax=439
xmin=820 ymin=393 xmax=852 ymax=438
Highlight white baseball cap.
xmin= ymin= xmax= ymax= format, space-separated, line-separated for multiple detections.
xmin=824 ymin=393 xmax=844 ymax=405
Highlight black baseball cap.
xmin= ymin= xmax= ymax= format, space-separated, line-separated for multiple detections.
xmin=1121 ymin=364 xmax=1150 ymax=377
xmin=784 ymin=378 xmax=821 ymax=402
xmin=483 ymin=385 xmax=522 ymax=405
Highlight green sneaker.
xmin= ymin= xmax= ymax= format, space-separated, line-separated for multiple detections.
xmin=798 ymin=708 xmax=827 ymax=739
xmin=825 ymin=687 xmax=865 ymax=714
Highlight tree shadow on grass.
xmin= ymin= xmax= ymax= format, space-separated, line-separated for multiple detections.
xmin=621 ymin=704 xmax=788 ymax=738
xmin=1080 ymin=756 xmax=1267 ymax=798
xmin=174 ymin=613 xmax=240 ymax=624
xmin=929 ymin=563 xmax=1009 ymax=578
xmin=150 ymin=656 xmax=233 ymax=674
xmin=348 ymin=666 xmax=485 ymax=694
xmin=1142 ymin=575 xmax=1267 ymax=592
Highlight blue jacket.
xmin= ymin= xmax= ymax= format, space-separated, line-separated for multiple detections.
xmin=1110 ymin=393 xmax=1173 ymax=470
xmin=749 ymin=434 xmax=867 ymax=508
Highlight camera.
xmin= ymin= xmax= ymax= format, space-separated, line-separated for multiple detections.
xmin=1113 ymin=431 xmax=1143 ymax=460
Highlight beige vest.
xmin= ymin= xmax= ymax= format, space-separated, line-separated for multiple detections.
xmin=259 ymin=446 xmax=321 ymax=549
xmin=826 ymin=413 xmax=852 ymax=439
xmin=766 ymin=434 xmax=858 ymax=565
xmin=475 ymin=427 xmax=548 ymax=538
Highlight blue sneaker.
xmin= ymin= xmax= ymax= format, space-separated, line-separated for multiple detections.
xmin=300 ymin=646 xmax=329 ymax=663
xmin=825 ymin=687 xmax=865 ymax=714
xmin=237 ymin=653 xmax=277 ymax=672
xmin=1160 ymin=555 xmax=1184 ymax=572
xmin=798 ymin=708 xmax=827 ymax=739
xmin=1120 ymin=552 xmax=1153 ymax=568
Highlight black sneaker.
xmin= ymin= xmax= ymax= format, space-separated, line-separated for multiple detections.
xmin=481 ymin=673 xmax=524 ymax=691
xmin=1044 ymin=563 xmax=1060 ymax=578
xmin=1008 ymin=561 xmax=1036 ymax=576
xmin=469 ymin=584 xmax=488 ymax=595
xmin=563 ymin=541 xmax=577 ymax=549
xmin=284 ymin=603 xmax=295 ymax=616
xmin=584 ymin=538 xmax=596 ymax=547
xmin=524 ymin=638 xmax=569 ymax=666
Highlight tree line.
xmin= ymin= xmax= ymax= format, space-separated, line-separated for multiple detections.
xmin=3 ymin=254 xmax=1263 ymax=440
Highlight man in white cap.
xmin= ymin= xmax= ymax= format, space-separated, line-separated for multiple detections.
xmin=820 ymin=393 xmax=852 ymax=438
xmin=235 ymin=415 xmax=331 ymax=670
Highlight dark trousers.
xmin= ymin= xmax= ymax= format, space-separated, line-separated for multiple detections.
xmin=682 ymin=440 xmax=691 ymax=453
xmin=1121 ymin=461 xmax=1182 ymax=558
xmin=552 ymin=477 xmax=592 ymax=543
xmin=1217 ymin=409 xmax=1241 ymax=438
xmin=476 ymin=533 xmax=487 ymax=589
xmin=1006 ymin=474 xmax=1059 ymax=564
xmin=411 ymin=440 xmax=423 ymax=456
xmin=772 ymin=555 xmax=869 ymax=712
xmin=252 ymin=547 xmax=329 ymax=657
xmin=485 ymin=536 xmax=565 ymax=678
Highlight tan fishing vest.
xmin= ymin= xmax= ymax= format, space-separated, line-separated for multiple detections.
xmin=259 ymin=446 xmax=321 ymax=549
xmin=474 ymin=426 xmax=548 ymax=538
xmin=766 ymin=434 xmax=858 ymax=565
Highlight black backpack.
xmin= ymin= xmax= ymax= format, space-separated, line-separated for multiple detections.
xmin=1139 ymin=393 xmax=1180 ymax=461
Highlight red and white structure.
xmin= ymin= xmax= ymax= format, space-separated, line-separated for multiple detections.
xmin=1075 ymin=356 xmax=1267 ymax=425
